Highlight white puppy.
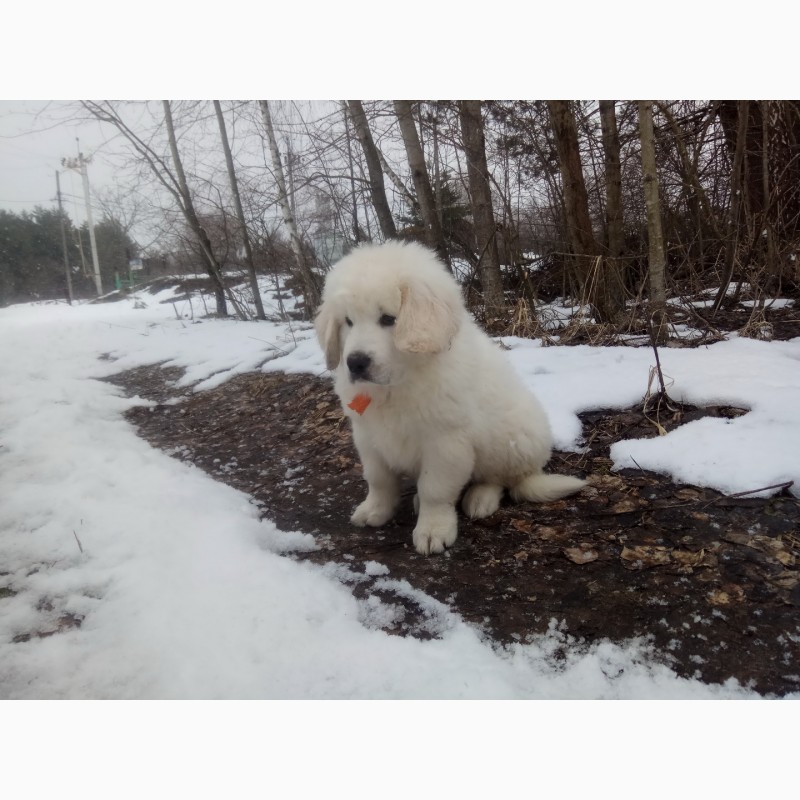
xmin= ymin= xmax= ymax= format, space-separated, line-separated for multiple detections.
xmin=315 ymin=241 xmax=585 ymax=555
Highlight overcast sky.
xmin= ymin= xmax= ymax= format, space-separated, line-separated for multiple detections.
xmin=0 ymin=101 xmax=124 ymax=225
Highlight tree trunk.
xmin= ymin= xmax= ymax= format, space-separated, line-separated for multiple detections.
xmin=547 ymin=100 xmax=612 ymax=319
xmin=598 ymin=100 xmax=627 ymax=319
xmin=458 ymin=100 xmax=505 ymax=316
xmin=599 ymin=101 xmax=624 ymax=259
xmin=712 ymin=101 xmax=749 ymax=314
xmin=717 ymin=100 xmax=800 ymax=288
xmin=163 ymin=100 xmax=230 ymax=317
xmin=341 ymin=102 xmax=365 ymax=243
xmin=547 ymin=101 xmax=599 ymax=257
xmin=259 ymin=100 xmax=321 ymax=316
xmin=213 ymin=100 xmax=266 ymax=320
xmin=393 ymin=100 xmax=449 ymax=265
xmin=375 ymin=141 xmax=418 ymax=212
xmin=347 ymin=101 xmax=397 ymax=240
xmin=637 ymin=101 xmax=668 ymax=343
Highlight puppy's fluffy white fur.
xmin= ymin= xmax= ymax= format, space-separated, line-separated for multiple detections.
xmin=316 ymin=241 xmax=585 ymax=555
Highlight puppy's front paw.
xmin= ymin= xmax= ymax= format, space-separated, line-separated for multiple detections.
xmin=412 ymin=509 xmax=458 ymax=555
xmin=351 ymin=498 xmax=395 ymax=528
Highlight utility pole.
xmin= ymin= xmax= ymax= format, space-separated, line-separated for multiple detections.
xmin=55 ymin=170 xmax=74 ymax=304
xmin=62 ymin=139 xmax=103 ymax=296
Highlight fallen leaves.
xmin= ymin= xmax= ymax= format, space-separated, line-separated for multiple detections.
xmin=672 ymin=549 xmax=718 ymax=570
xmin=611 ymin=498 xmax=640 ymax=514
xmin=707 ymin=584 xmax=746 ymax=606
xmin=722 ymin=532 xmax=796 ymax=567
xmin=563 ymin=544 xmax=600 ymax=564
xmin=620 ymin=544 xmax=672 ymax=569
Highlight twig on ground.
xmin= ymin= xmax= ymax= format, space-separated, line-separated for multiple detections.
xmin=721 ymin=480 xmax=793 ymax=499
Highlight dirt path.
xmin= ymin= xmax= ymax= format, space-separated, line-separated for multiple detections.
xmin=108 ymin=360 xmax=800 ymax=697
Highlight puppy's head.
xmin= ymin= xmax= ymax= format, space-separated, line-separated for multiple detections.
xmin=315 ymin=241 xmax=463 ymax=385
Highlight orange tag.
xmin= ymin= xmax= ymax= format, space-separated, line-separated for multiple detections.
xmin=347 ymin=393 xmax=372 ymax=415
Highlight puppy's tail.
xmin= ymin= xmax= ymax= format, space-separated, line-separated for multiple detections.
xmin=510 ymin=472 xmax=586 ymax=504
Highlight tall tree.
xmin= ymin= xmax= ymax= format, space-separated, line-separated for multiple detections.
xmin=547 ymin=101 xmax=600 ymax=258
xmin=259 ymin=100 xmax=321 ymax=316
xmin=346 ymin=101 xmax=397 ymax=240
xmin=341 ymin=102 xmax=366 ymax=243
xmin=93 ymin=215 xmax=139 ymax=288
xmin=712 ymin=101 xmax=749 ymax=314
xmin=162 ymin=100 xmax=238 ymax=318
xmin=393 ymin=100 xmax=449 ymax=265
xmin=213 ymin=100 xmax=267 ymax=320
xmin=717 ymin=100 xmax=800 ymax=292
xmin=637 ymin=101 xmax=668 ymax=343
xmin=458 ymin=100 xmax=505 ymax=315
xmin=597 ymin=100 xmax=627 ymax=319
xmin=599 ymin=101 xmax=625 ymax=259
xmin=547 ymin=100 xmax=618 ymax=320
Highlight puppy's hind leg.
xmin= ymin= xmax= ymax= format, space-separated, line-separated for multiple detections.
xmin=462 ymin=483 xmax=503 ymax=519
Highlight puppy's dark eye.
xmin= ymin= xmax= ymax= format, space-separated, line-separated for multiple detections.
xmin=345 ymin=317 xmax=353 ymax=327
xmin=379 ymin=314 xmax=396 ymax=327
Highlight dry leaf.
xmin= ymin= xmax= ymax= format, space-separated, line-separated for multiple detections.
xmin=587 ymin=474 xmax=626 ymax=491
xmin=611 ymin=498 xmax=639 ymax=514
xmin=564 ymin=545 xmax=599 ymax=564
xmin=722 ymin=532 xmax=796 ymax=565
xmin=768 ymin=571 xmax=800 ymax=590
xmin=672 ymin=549 xmax=717 ymax=569
xmin=620 ymin=545 xmax=671 ymax=568
xmin=707 ymin=584 xmax=745 ymax=606
xmin=535 ymin=526 xmax=565 ymax=542
xmin=707 ymin=589 xmax=731 ymax=606
xmin=510 ymin=519 xmax=536 ymax=535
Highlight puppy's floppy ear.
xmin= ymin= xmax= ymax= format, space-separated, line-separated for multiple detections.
xmin=314 ymin=297 xmax=342 ymax=370
xmin=394 ymin=275 xmax=462 ymax=354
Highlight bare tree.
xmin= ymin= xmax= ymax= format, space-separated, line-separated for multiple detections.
xmin=162 ymin=101 xmax=241 ymax=318
xmin=213 ymin=101 xmax=267 ymax=320
xmin=393 ymin=100 xmax=449 ymax=264
xmin=547 ymin=100 xmax=614 ymax=319
xmin=637 ymin=101 xmax=668 ymax=343
xmin=347 ymin=101 xmax=397 ymax=240
xmin=712 ymin=101 xmax=749 ymax=314
xmin=259 ymin=100 xmax=321 ymax=316
xmin=82 ymin=101 xmax=240 ymax=317
xmin=547 ymin=101 xmax=600 ymax=259
xmin=597 ymin=100 xmax=627 ymax=319
xmin=599 ymin=101 xmax=625 ymax=259
xmin=458 ymin=100 xmax=505 ymax=315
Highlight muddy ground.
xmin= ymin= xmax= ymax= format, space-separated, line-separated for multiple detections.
xmin=110 ymin=330 xmax=800 ymax=696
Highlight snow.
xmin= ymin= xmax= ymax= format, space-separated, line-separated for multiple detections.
xmin=502 ymin=335 xmax=800 ymax=498
xmin=2 ymin=286 xmax=799 ymax=700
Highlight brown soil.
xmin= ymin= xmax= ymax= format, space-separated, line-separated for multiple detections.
xmin=108 ymin=360 xmax=800 ymax=697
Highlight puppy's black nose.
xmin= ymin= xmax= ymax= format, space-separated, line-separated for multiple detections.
xmin=347 ymin=351 xmax=371 ymax=379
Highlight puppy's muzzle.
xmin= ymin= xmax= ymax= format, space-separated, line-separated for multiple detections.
xmin=347 ymin=351 xmax=372 ymax=382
